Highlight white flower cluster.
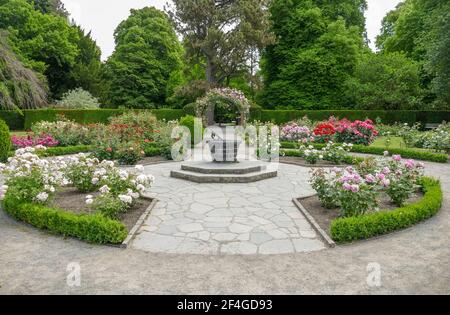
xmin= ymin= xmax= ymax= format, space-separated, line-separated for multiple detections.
xmin=0 ymin=150 xmax=154 ymax=210
xmin=0 ymin=147 xmax=67 ymax=203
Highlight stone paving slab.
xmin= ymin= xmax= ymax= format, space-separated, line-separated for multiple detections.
xmin=131 ymin=162 xmax=326 ymax=255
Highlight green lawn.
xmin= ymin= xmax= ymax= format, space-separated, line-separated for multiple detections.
xmin=371 ymin=136 xmax=435 ymax=153
xmin=371 ymin=136 xmax=406 ymax=148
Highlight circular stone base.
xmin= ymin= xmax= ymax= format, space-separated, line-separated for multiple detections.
xmin=170 ymin=161 xmax=278 ymax=183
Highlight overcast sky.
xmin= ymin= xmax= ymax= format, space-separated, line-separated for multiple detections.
xmin=61 ymin=0 xmax=402 ymax=61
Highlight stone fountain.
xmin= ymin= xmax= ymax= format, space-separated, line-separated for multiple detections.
xmin=170 ymin=127 xmax=278 ymax=183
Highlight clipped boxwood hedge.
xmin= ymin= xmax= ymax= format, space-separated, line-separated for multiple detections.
xmin=280 ymin=141 xmax=448 ymax=163
xmin=41 ymin=145 xmax=93 ymax=157
xmin=331 ymin=177 xmax=442 ymax=244
xmin=2 ymin=195 xmax=128 ymax=244
xmin=281 ymin=148 xmax=364 ymax=165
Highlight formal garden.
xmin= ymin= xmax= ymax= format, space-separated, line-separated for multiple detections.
xmin=0 ymin=0 xmax=449 ymax=294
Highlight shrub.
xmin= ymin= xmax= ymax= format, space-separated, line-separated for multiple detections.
xmin=11 ymin=134 xmax=58 ymax=149
xmin=31 ymin=118 xmax=96 ymax=146
xmin=115 ymin=142 xmax=144 ymax=165
xmin=334 ymin=119 xmax=378 ymax=145
xmin=56 ymin=88 xmax=100 ymax=109
xmin=2 ymin=194 xmax=128 ymax=244
xmin=331 ymin=177 xmax=442 ymax=243
xmin=280 ymin=123 xmax=312 ymax=142
xmin=90 ymin=193 xmax=129 ymax=220
xmin=0 ymin=119 xmax=11 ymax=162
xmin=179 ymin=115 xmax=203 ymax=145
xmin=313 ymin=122 xmax=335 ymax=143
xmin=109 ymin=111 xmax=158 ymax=133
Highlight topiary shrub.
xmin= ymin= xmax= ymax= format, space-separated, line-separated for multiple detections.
xmin=179 ymin=115 xmax=203 ymax=145
xmin=0 ymin=118 xmax=11 ymax=162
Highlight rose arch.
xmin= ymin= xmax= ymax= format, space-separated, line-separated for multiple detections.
xmin=195 ymin=88 xmax=251 ymax=126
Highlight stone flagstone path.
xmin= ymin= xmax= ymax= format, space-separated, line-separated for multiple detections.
xmin=132 ymin=162 xmax=325 ymax=255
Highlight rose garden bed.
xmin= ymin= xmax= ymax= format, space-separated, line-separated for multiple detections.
xmin=51 ymin=187 xmax=153 ymax=232
xmin=297 ymin=190 xmax=424 ymax=244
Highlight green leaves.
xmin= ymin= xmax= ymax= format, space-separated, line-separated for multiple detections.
xmin=103 ymin=7 xmax=183 ymax=109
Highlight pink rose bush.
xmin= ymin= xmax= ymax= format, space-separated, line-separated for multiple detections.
xmin=334 ymin=118 xmax=378 ymax=146
xmin=281 ymin=123 xmax=313 ymax=143
xmin=310 ymin=154 xmax=424 ymax=217
xmin=11 ymin=134 xmax=59 ymax=149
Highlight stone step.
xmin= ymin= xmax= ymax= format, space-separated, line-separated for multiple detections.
xmin=170 ymin=169 xmax=278 ymax=184
xmin=181 ymin=161 xmax=266 ymax=175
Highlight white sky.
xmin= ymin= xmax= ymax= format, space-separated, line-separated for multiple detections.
xmin=61 ymin=0 xmax=402 ymax=60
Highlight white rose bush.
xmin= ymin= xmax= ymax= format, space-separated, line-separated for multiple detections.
xmin=1 ymin=149 xmax=154 ymax=222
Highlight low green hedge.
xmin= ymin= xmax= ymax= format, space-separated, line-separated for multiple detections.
xmin=8 ymin=145 xmax=93 ymax=158
xmin=330 ymin=177 xmax=442 ymax=244
xmin=2 ymin=195 xmax=128 ymax=244
xmin=41 ymin=145 xmax=93 ymax=157
xmin=281 ymin=149 xmax=364 ymax=165
xmin=280 ymin=141 xmax=448 ymax=163
xmin=260 ymin=110 xmax=450 ymax=126
xmin=350 ymin=146 xmax=448 ymax=163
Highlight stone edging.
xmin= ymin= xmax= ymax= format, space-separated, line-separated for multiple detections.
xmin=292 ymin=196 xmax=336 ymax=248
xmin=121 ymin=196 xmax=157 ymax=248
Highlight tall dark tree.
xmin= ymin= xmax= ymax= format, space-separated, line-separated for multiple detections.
xmin=26 ymin=0 xmax=68 ymax=17
xmin=260 ymin=0 xmax=366 ymax=109
xmin=69 ymin=26 xmax=104 ymax=98
xmin=103 ymin=7 xmax=183 ymax=108
xmin=166 ymin=0 xmax=275 ymax=86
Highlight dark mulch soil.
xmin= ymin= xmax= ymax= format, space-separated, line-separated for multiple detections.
xmin=51 ymin=187 xmax=153 ymax=231
xmin=280 ymin=156 xmax=344 ymax=167
xmin=299 ymin=192 xmax=424 ymax=235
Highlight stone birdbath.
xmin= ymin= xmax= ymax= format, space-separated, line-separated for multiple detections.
xmin=207 ymin=132 xmax=242 ymax=163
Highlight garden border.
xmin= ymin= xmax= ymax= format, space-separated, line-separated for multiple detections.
xmin=292 ymin=196 xmax=336 ymax=248
xmin=280 ymin=142 xmax=448 ymax=163
xmin=330 ymin=177 xmax=442 ymax=244
xmin=121 ymin=196 xmax=157 ymax=248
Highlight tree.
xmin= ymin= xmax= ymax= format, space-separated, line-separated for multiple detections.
xmin=69 ymin=26 xmax=104 ymax=98
xmin=26 ymin=0 xmax=68 ymax=17
xmin=260 ymin=0 xmax=365 ymax=109
xmin=345 ymin=52 xmax=422 ymax=110
xmin=0 ymin=0 xmax=79 ymax=99
xmin=166 ymin=0 xmax=275 ymax=86
xmin=0 ymin=31 xmax=48 ymax=109
xmin=103 ymin=7 xmax=183 ymax=108
xmin=376 ymin=0 xmax=450 ymax=108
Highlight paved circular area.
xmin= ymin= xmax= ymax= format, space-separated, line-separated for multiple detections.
xmin=132 ymin=162 xmax=325 ymax=255
xmin=0 ymin=158 xmax=449 ymax=294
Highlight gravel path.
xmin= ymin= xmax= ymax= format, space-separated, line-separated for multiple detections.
xmin=0 ymin=160 xmax=449 ymax=294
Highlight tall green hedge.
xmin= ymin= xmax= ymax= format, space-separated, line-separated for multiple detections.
xmin=18 ymin=109 xmax=184 ymax=130
xmin=259 ymin=110 xmax=450 ymax=125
